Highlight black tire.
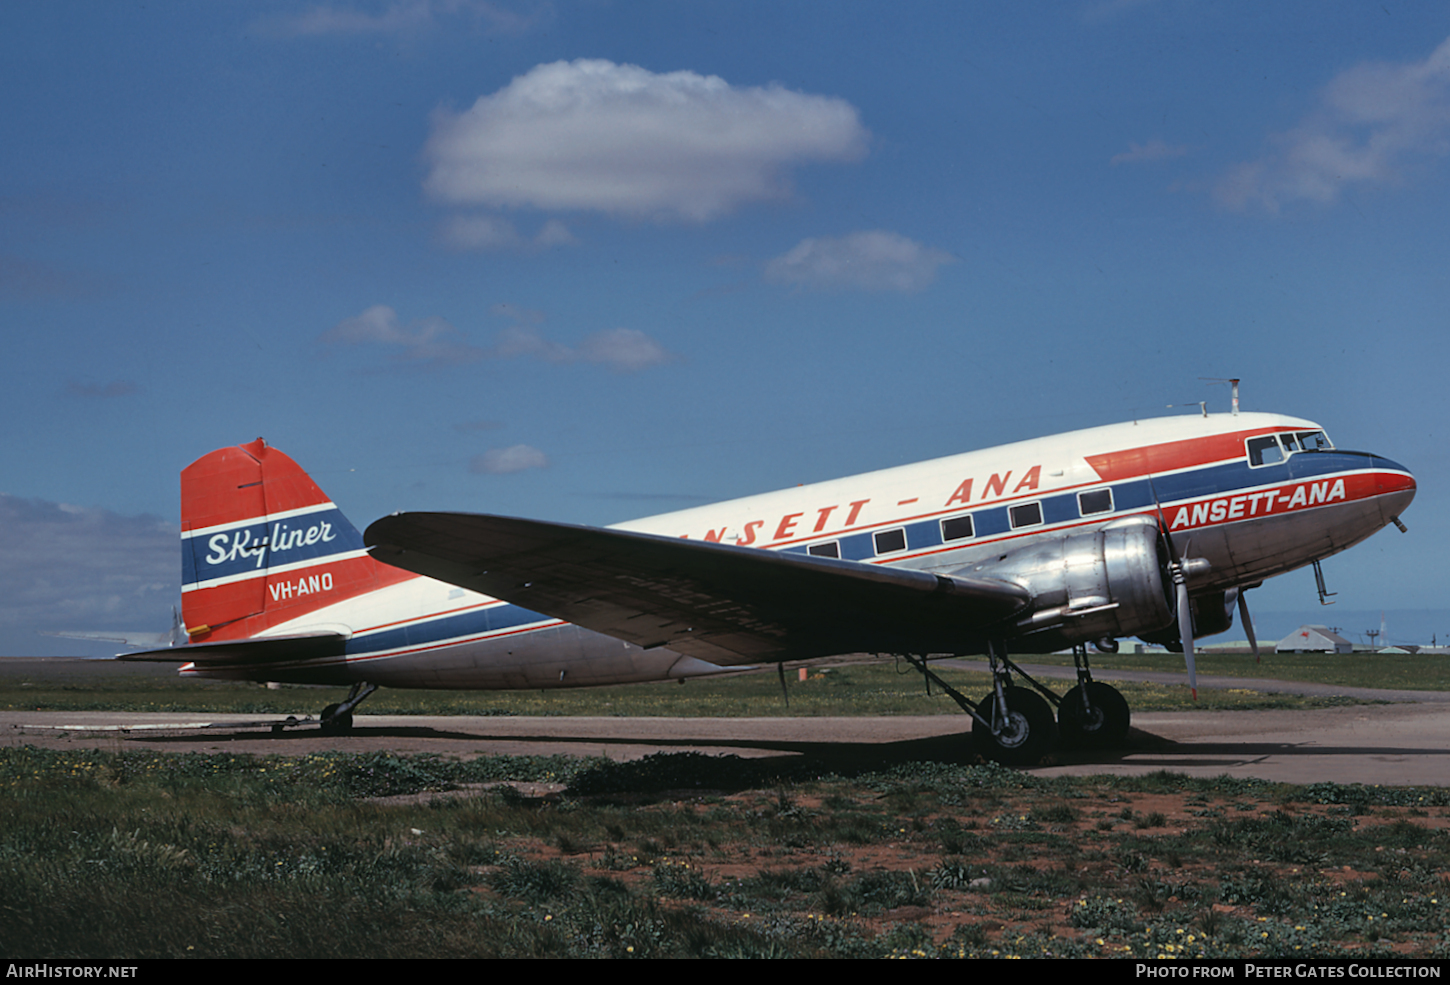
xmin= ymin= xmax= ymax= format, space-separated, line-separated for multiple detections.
xmin=320 ymin=703 xmax=353 ymax=735
xmin=1057 ymin=682 xmax=1130 ymax=749
xmin=971 ymin=686 xmax=1058 ymax=766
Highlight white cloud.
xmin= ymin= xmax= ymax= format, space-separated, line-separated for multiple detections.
xmin=576 ymin=328 xmax=675 ymax=372
xmin=486 ymin=305 xmax=678 ymax=372
xmin=1111 ymin=139 xmax=1188 ymax=166
xmin=1216 ymin=35 xmax=1450 ymax=212
xmin=324 ymin=303 xmax=678 ymax=373
xmin=764 ymin=230 xmax=954 ymax=292
xmin=0 ymin=495 xmax=176 ymax=650
xmin=439 ymin=213 xmax=578 ymax=252
xmin=470 ymin=444 xmax=549 ymax=474
xmin=257 ymin=1 xmax=544 ymax=38
xmin=423 ymin=59 xmax=869 ymax=222
xmin=492 ymin=325 xmax=575 ymax=363
xmin=321 ymin=304 xmax=485 ymax=365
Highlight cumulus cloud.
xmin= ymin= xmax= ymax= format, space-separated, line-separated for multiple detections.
xmin=0 ymin=495 xmax=176 ymax=651
xmin=764 ymin=230 xmax=954 ymax=292
xmin=1111 ymin=139 xmax=1188 ymax=166
xmin=257 ymin=0 xmax=544 ymax=38
xmin=470 ymin=444 xmax=548 ymax=474
xmin=321 ymin=304 xmax=485 ymax=365
xmin=490 ymin=324 xmax=676 ymax=372
xmin=438 ymin=214 xmax=578 ymax=252
xmin=423 ymin=59 xmax=869 ymax=222
xmin=323 ymin=303 xmax=678 ymax=373
xmin=487 ymin=305 xmax=678 ymax=372
xmin=576 ymin=328 xmax=674 ymax=372
xmin=1216 ymin=35 xmax=1450 ymax=212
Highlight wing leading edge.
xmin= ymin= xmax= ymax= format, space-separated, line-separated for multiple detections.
xmin=364 ymin=512 xmax=1031 ymax=665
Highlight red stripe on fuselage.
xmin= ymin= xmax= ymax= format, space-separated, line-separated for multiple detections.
xmin=1084 ymin=427 xmax=1283 ymax=482
xmin=1160 ymin=470 xmax=1383 ymax=532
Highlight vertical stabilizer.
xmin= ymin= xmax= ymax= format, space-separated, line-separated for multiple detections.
xmin=180 ymin=439 xmax=386 ymax=641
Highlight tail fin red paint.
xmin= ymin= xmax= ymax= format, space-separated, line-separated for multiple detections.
xmin=180 ymin=439 xmax=396 ymax=641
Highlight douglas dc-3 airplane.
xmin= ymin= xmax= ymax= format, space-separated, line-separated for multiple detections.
xmin=123 ymin=408 xmax=1415 ymax=764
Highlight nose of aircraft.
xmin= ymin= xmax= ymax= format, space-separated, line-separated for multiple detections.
xmin=1372 ymin=455 xmax=1416 ymax=524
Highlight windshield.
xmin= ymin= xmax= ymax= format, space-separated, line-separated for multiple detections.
xmin=1247 ymin=429 xmax=1334 ymax=467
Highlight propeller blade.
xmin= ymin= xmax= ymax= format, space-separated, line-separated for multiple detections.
xmin=1175 ymin=574 xmax=1197 ymax=701
xmin=1238 ymin=589 xmax=1260 ymax=664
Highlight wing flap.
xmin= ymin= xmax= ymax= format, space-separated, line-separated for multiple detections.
xmin=365 ymin=512 xmax=1030 ymax=664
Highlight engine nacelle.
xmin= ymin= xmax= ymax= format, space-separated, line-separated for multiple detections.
xmin=1138 ymin=589 xmax=1234 ymax=648
xmin=950 ymin=516 xmax=1176 ymax=651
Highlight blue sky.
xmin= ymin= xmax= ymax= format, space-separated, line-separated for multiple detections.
xmin=4 ymin=1 xmax=1449 ymax=655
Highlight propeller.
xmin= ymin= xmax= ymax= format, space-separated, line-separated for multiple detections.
xmin=1149 ymin=476 xmax=1211 ymax=701
xmin=1237 ymin=589 xmax=1260 ymax=664
xmin=1172 ymin=558 xmax=1197 ymax=701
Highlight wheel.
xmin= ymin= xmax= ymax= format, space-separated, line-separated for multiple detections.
xmin=1057 ymin=682 xmax=1130 ymax=749
xmin=320 ymin=703 xmax=353 ymax=734
xmin=971 ymin=686 xmax=1058 ymax=766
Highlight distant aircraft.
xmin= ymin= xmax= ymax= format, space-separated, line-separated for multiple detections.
xmin=124 ymin=411 xmax=1415 ymax=763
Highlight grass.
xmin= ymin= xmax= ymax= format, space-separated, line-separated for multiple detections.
xmin=1025 ymin=651 xmax=1450 ymax=691
xmin=0 ymin=654 xmax=1405 ymax=718
xmin=3 ymin=746 xmax=1449 ymax=958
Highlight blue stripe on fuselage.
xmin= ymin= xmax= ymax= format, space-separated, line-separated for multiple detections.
xmin=778 ymin=451 xmax=1379 ymax=562
xmin=344 ymin=600 xmax=557 ymax=657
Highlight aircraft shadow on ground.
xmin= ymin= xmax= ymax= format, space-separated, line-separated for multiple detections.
xmin=122 ymin=720 xmax=1450 ymax=778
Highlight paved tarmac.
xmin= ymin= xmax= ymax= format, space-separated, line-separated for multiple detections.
xmin=4 ymin=674 xmax=1448 ymax=786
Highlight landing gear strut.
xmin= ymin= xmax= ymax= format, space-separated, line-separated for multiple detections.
xmin=320 ymin=681 xmax=377 ymax=734
xmin=901 ymin=643 xmax=1057 ymax=766
xmin=1057 ymin=644 xmax=1131 ymax=748
xmin=898 ymin=642 xmax=1130 ymax=765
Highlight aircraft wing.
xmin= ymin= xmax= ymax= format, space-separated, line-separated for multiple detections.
xmin=365 ymin=512 xmax=1031 ymax=665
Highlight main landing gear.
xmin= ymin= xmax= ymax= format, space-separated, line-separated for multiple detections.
xmin=900 ymin=642 xmax=1130 ymax=766
xmin=320 ymin=682 xmax=377 ymax=735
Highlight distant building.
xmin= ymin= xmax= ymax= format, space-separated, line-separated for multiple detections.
xmin=1276 ymin=625 xmax=1354 ymax=654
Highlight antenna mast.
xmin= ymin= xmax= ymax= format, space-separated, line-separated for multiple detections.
xmin=1199 ymin=377 xmax=1242 ymax=415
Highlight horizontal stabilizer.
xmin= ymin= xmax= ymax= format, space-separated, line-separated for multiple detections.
xmin=118 ymin=631 xmax=348 ymax=666
xmin=44 ymin=629 xmax=176 ymax=648
xmin=365 ymin=511 xmax=1031 ymax=664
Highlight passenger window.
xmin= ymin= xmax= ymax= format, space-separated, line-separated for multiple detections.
xmin=1246 ymin=436 xmax=1285 ymax=467
xmin=1009 ymin=502 xmax=1043 ymax=528
xmin=873 ymin=529 xmax=906 ymax=554
xmin=941 ymin=515 xmax=974 ymax=541
xmin=808 ymin=541 xmax=840 ymax=559
xmin=1078 ymin=488 xmax=1113 ymax=516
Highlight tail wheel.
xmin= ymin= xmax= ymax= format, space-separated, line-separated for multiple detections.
xmin=1057 ymin=682 xmax=1130 ymax=748
xmin=320 ymin=703 xmax=353 ymax=735
xmin=971 ymin=686 xmax=1058 ymax=766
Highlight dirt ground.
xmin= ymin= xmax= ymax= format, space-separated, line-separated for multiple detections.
xmin=5 ymin=697 xmax=1450 ymax=786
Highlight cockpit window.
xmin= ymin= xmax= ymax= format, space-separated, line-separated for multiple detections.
xmin=1246 ymin=435 xmax=1285 ymax=467
xmin=1249 ymin=430 xmax=1334 ymax=466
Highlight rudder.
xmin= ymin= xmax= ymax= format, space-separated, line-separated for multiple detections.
xmin=180 ymin=439 xmax=386 ymax=641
